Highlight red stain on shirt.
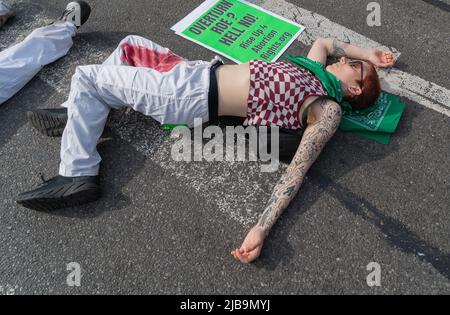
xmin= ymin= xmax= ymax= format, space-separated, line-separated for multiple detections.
xmin=120 ymin=43 xmax=184 ymax=72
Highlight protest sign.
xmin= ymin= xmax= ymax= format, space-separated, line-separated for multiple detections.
xmin=171 ymin=0 xmax=305 ymax=63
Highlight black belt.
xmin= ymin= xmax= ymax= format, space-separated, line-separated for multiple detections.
xmin=208 ymin=61 xmax=224 ymax=121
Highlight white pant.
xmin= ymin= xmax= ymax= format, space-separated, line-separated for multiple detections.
xmin=59 ymin=35 xmax=223 ymax=177
xmin=0 ymin=22 xmax=76 ymax=104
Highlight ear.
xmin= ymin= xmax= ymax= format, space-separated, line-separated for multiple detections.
xmin=348 ymin=85 xmax=362 ymax=97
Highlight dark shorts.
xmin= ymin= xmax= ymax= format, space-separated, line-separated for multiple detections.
xmin=255 ymin=125 xmax=304 ymax=160
xmin=208 ymin=61 xmax=224 ymax=121
xmin=216 ymin=117 xmax=304 ymax=161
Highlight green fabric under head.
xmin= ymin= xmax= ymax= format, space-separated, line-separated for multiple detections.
xmin=284 ymin=54 xmax=405 ymax=145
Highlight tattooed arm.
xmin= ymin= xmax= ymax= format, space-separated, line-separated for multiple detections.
xmin=257 ymin=99 xmax=341 ymax=235
xmin=307 ymin=38 xmax=395 ymax=68
xmin=231 ymin=98 xmax=342 ymax=264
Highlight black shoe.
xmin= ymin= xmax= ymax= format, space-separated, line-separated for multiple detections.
xmin=17 ymin=175 xmax=101 ymax=211
xmin=27 ymin=108 xmax=68 ymax=137
xmin=57 ymin=1 xmax=91 ymax=28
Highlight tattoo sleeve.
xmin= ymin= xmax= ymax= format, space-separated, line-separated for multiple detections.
xmin=331 ymin=39 xmax=346 ymax=58
xmin=257 ymin=100 xmax=342 ymax=236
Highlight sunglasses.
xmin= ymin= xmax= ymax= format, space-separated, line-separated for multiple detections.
xmin=348 ymin=60 xmax=364 ymax=89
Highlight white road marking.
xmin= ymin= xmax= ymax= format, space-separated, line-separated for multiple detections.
xmin=251 ymin=0 xmax=450 ymax=116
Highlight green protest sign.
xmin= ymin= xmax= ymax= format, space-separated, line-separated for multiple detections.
xmin=171 ymin=0 xmax=305 ymax=63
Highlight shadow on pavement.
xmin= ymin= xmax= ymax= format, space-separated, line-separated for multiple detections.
xmin=255 ymin=103 xmax=419 ymax=268
xmin=311 ymin=169 xmax=450 ymax=281
xmin=258 ymin=101 xmax=449 ymax=281
xmin=49 ymin=130 xmax=147 ymax=219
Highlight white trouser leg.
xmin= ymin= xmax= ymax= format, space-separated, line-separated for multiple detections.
xmin=105 ymin=35 xmax=188 ymax=67
xmin=59 ymin=65 xmax=109 ymax=177
xmin=60 ymin=35 xmax=185 ymax=108
xmin=0 ymin=22 xmax=76 ymax=105
xmin=59 ymin=36 xmax=218 ymax=177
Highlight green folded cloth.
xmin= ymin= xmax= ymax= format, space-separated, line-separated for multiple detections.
xmin=339 ymin=92 xmax=405 ymax=144
xmin=162 ymin=124 xmax=188 ymax=131
xmin=285 ymin=55 xmax=405 ymax=144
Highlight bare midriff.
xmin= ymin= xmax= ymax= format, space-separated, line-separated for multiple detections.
xmin=216 ymin=62 xmax=251 ymax=118
xmin=215 ymin=62 xmax=319 ymax=127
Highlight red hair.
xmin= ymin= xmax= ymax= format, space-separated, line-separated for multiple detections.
xmin=346 ymin=62 xmax=381 ymax=110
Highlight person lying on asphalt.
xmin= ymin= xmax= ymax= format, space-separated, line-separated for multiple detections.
xmin=17 ymin=32 xmax=395 ymax=264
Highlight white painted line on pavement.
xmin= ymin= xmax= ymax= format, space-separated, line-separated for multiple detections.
xmin=252 ymin=0 xmax=450 ymax=116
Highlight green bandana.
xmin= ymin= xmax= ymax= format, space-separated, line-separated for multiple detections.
xmin=284 ymin=55 xmax=405 ymax=144
xmin=285 ymin=56 xmax=343 ymax=101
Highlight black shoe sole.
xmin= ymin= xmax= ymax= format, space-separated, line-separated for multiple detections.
xmin=27 ymin=110 xmax=67 ymax=137
xmin=17 ymin=186 xmax=101 ymax=212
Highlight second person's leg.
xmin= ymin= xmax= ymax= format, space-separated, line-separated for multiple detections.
xmin=0 ymin=22 xmax=76 ymax=105
xmin=0 ymin=1 xmax=91 ymax=105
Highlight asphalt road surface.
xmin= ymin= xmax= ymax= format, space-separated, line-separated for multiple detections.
xmin=0 ymin=0 xmax=449 ymax=295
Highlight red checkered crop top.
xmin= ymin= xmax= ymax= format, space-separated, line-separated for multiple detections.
xmin=244 ymin=60 xmax=328 ymax=130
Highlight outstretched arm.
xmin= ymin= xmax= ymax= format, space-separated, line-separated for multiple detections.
xmin=231 ymin=98 xmax=342 ymax=264
xmin=307 ymin=37 xmax=395 ymax=68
